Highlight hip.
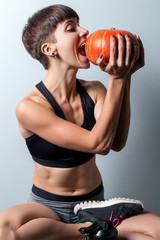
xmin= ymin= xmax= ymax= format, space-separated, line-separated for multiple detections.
xmin=27 ymin=182 xmax=105 ymax=223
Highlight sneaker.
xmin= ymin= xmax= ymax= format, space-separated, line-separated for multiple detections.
xmin=74 ymin=197 xmax=144 ymax=229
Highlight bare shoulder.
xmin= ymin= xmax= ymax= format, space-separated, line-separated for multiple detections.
xmin=17 ymin=85 xmax=54 ymax=115
xmin=78 ymin=79 xmax=107 ymax=103
xmin=16 ymin=87 xmax=52 ymax=138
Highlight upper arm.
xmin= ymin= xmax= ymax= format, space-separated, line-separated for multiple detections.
xmin=93 ymin=81 xmax=107 ymax=121
xmin=16 ymin=99 xmax=94 ymax=153
xmin=77 ymin=79 xmax=107 ymax=121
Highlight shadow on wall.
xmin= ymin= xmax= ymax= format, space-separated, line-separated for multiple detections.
xmin=128 ymin=81 xmax=160 ymax=214
xmin=98 ymin=74 xmax=160 ymax=215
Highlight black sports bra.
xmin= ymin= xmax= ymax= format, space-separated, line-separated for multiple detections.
xmin=25 ymin=79 xmax=96 ymax=168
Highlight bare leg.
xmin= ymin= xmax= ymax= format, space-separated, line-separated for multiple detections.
xmin=17 ymin=218 xmax=89 ymax=240
xmin=0 ymin=227 xmax=17 ymax=240
xmin=0 ymin=202 xmax=90 ymax=240
xmin=118 ymin=232 xmax=156 ymax=240
xmin=117 ymin=211 xmax=160 ymax=240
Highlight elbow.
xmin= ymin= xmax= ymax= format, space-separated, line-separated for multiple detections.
xmin=89 ymin=137 xmax=127 ymax=155
xmin=99 ymin=148 xmax=110 ymax=155
xmin=90 ymin=140 xmax=111 ymax=156
xmin=111 ymin=142 xmax=126 ymax=152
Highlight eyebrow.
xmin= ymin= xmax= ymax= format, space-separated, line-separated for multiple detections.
xmin=64 ymin=19 xmax=79 ymax=25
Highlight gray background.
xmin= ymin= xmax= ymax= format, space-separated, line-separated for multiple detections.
xmin=0 ymin=0 xmax=160 ymax=215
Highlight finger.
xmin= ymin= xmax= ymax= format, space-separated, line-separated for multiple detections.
xmin=130 ymin=42 xmax=137 ymax=68
xmin=109 ymin=35 xmax=117 ymax=66
xmin=117 ymin=33 xmax=125 ymax=67
xmin=97 ymin=54 xmax=103 ymax=65
xmin=97 ymin=54 xmax=107 ymax=71
xmin=137 ymin=36 xmax=145 ymax=66
xmin=125 ymin=34 xmax=132 ymax=66
xmin=127 ymin=36 xmax=145 ymax=75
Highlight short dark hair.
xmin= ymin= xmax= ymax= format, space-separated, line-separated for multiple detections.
xmin=22 ymin=5 xmax=79 ymax=69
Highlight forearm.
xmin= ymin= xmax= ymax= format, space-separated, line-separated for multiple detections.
xmin=85 ymin=34 xmax=144 ymax=154
xmin=90 ymin=77 xmax=126 ymax=154
xmin=111 ymin=77 xmax=131 ymax=151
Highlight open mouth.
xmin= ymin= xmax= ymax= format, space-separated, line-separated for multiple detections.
xmin=78 ymin=42 xmax=86 ymax=56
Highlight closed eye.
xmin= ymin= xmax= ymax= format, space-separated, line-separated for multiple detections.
xmin=66 ymin=24 xmax=76 ymax=32
xmin=67 ymin=27 xmax=76 ymax=32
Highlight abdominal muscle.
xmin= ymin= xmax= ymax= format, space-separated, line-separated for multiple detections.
xmin=32 ymin=156 xmax=102 ymax=196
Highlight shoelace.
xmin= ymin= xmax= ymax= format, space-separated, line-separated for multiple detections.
xmin=109 ymin=210 xmax=124 ymax=228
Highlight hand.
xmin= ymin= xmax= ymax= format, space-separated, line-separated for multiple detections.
xmin=97 ymin=33 xmax=142 ymax=79
xmin=126 ymin=36 xmax=145 ymax=77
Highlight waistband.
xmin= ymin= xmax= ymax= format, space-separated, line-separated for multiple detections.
xmin=32 ymin=182 xmax=104 ymax=202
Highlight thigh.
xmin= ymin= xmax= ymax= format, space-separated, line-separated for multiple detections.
xmin=117 ymin=211 xmax=160 ymax=238
xmin=0 ymin=202 xmax=62 ymax=229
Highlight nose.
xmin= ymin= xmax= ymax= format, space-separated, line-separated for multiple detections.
xmin=79 ymin=27 xmax=89 ymax=38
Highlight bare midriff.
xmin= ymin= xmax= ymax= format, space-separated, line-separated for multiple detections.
xmin=32 ymin=156 xmax=102 ymax=196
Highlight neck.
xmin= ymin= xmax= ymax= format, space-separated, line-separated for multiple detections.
xmin=42 ymin=65 xmax=78 ymax=101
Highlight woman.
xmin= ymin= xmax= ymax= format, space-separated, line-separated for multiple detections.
xmin=0 ymin=4 xmax=160 ymax=240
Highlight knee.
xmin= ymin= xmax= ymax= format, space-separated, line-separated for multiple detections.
xmin=144 ymin=212 xmax=160 ymax=240
xmin=0 ymin=211 xmax=13 ymax=228
xmin=0 ymin=223 xmax=16 ymax=240
xmin=0 ymin=212 xmax=17 ymax=239
xmin=150 ymin=229 xmax=160 ymax=240
xmin=143 ymin=227 xmax=160 ymax=240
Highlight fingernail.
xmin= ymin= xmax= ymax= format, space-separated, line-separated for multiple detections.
xmin=111 ymin=35 xmax=115 ymax=38
xmin=134 ymin=42 xmax=137 ymax=48
xmin=99 ymin=54 xmax=103 ymax=59
xmin=118 ymin=32 xmax=122 ymax=36
xmin=126 ymin=34 xmax=130 ymax=38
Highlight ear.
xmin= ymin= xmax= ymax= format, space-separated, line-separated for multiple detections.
xmin=41 ymin=43 xmax=57 ymax=56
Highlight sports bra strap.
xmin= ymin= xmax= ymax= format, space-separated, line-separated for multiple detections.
xmin=36 ymin=81 xmax=65 ymax=119
xmin=36 ymin=79 xmax=95 ymax=124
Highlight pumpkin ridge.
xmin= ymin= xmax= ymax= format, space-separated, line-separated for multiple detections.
xmin=85 ymin=29 xmax=140 ymax=65
xmin=90 ymin=31 xmax=97 ymax=64
xmin=102 ymin=30 xmax=108 ymax=64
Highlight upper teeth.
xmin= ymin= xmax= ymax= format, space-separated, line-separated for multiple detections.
xmin=80 ymin=43 xmax=85 ymax=48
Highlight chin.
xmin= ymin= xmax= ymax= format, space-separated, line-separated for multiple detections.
xmin=79 ymin=62 xmax=90 ymax=69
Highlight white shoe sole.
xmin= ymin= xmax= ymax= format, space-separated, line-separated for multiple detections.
xmin=74 ymin=197 xmax=145 ymax=214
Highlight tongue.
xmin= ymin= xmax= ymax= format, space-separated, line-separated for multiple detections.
xmin=78 ymin=48 xmax=86 ymax=56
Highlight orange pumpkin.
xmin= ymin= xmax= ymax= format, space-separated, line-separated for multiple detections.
xmin=85 ymin=29 xmax=140 ymax=65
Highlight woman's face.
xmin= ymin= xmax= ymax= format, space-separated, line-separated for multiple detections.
xmin=53 ymin=18 xmax=90 ymax=69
